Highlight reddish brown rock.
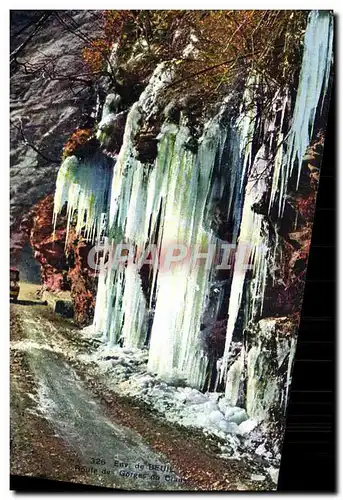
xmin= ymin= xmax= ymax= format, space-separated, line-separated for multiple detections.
xmin=263 ymin=134 xmax=321 ymax=318
xmin=30 ymin=195 xmax=69 ymax=291
xmin=67 ymin=229 xmax=97 ymax=325
xmin=11 ymin=193 xmax=97 ymax=325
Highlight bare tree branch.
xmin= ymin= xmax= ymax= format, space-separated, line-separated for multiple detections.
xmin=10 ymin=13 xmax=52 ymax=68
xmin=11 ymin=11 xmax=45 ymax=38
xmin=11 ymin=119 xmax=60 ymax=164
xmin=165 ymin=41 xmax=285 ymax=94
xmin=53 ymin=11 xmax=118 ymax=88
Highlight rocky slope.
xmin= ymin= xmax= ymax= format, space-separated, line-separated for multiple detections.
xmin=14 ymin=194 xmax=97 ymax=325
xmin=10 ymin=11 xmax=103 ymax=256
xmin=10 ymin=11 xmax=107 ymax=322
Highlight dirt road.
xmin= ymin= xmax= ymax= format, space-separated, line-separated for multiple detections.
xmin=10 ymin=283 xmax=185 ymax=491
xmin=10 ymin=283 xmax=268 ymax=491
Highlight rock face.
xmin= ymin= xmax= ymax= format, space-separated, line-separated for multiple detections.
xmin=67 ymin=230 xmax=98 ymax=325
xmin=10 ymin=11 xmax=105 ymax=324
xmin=42 ymin=289 xmax=74 ymax=318
xmin=225 ymin=316 xmax=297 ymax=421
xmin=245 ymin=317 xmax=297 ymax=420
xmin=13 ymin=193 xmax=97 ymax=325
xmin=30 ymin=195 xmax=69 ymax=291
xmin=10 ymin=11 xmax=101 ymax=243
xmin=262 ymin=132 xmax=325 ymax=319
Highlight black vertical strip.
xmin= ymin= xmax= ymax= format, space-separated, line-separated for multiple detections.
xmin=278 ymin=68 xmax=336 ymax=492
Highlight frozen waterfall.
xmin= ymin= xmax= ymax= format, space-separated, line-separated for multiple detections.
xmin=268 ymin=9 xmax=333 ymax=217
xmin=52 ymin=11 xmax=333 ymax=402
xmin=53 ymin=152 xmax=113 ymax=244
xmin=219 ymin=10 xmax=333 ymax=389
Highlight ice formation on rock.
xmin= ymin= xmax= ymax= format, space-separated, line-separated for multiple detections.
xmin=53 ymin=152 xmax=112 ymax=244
xmin=53 ymin=11 xmax=333 ymax=421
xmin=219 ymin=10 xmax=333 ymax=397
xmin=269 ymin=10 xmax=333 ymax=216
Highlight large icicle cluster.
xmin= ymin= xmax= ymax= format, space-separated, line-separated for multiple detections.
xmin=269 ymin=10 xmax=334 ymax=216
xmin=53 ymin=11 xmax=333 ymax=420
xmin=53 ymin=152 xmax=113 ymax=243
xmin=219 ymin=10 xmax=333 ymax=395
xmin=219 ymin=91 xmax=288 ymax=387
xmin=93 ymin=63 xmax=242 ymax=388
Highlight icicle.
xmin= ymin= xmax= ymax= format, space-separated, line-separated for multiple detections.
xmin=53 ymin=152 xmax=112 ymax=245
xmin=93 ymin=58 xmax=237 ymax=388
xmin=237 ymin=73 xmax=259 ymax=193
xmin=146 ymin=116 xmax=230 ymax=387
xmin=284 ymin=337 xmax=297 ymax=415
xmin=270 ymin=10 xmax=333 ymax=217
xmin=220 ymin=146 xmax=269 ymax=386
xmin=268 ymin=93 xmax=288 ymax=214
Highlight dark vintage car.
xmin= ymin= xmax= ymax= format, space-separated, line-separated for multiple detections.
xmin=10 ymin=267 xmax=20 ymax=302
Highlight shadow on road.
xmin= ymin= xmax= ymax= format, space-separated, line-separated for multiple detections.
xmin=11 ymin=299 xmax=47 ymax=307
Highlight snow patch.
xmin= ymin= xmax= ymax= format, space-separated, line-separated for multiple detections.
xmin=267 ymin=467 xmax=279 ymax=485
xmin=11 ymin=339 xmax=64 ymax=355
xmin=79 ymin=342 xmax=249 ymax=443
xmin=77 ymin=339 xmax=282 ymax=476
xmin=251 ymin=474 xmax=266 ymax=482
xmin=238 ymin=418 xmax=259 ymax=435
